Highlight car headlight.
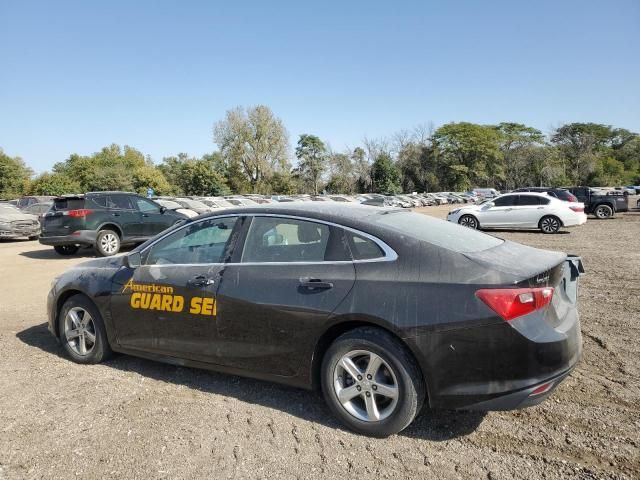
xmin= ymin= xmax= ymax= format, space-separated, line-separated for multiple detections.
xmin=449 ymin=209 xmax=461 ymax=215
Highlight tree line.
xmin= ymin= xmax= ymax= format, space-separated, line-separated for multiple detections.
xmin=1 ymin=105 xmax=639 ymax=199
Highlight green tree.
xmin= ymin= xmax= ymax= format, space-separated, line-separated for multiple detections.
xmin=295 ymin=134 xmax=328 ymax=194
xmin=371 ymin=153 xmax=401 ymax=194
xmin=325 ymin=152 xmax=356 ymax=193
xmin=213 ymin=105 xmax=290 ymax=192
xmin=432 ymin=122 xmax=503 ymax=189
xmin=179 ymin=160 xmax=229 ymax=196
xmin=28 ymin=172 xmax=81 ymax=196
xmin=0 ymin=149 xmax=32 ymax=198
xmin=494 ymin=123 xmax=545 ymax=189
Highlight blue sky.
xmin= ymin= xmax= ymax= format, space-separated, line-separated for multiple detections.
xmin=1 ymin=0 xmax=639 ymax=173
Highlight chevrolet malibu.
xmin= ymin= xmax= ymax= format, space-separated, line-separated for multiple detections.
xmin=447 ymin=192 xmax=587 ymax=233
xmin=47 ymin=203 xmax=584 ymax=437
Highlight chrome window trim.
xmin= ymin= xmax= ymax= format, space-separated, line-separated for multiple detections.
xmin=139 ymin=213 xmax=398 ymax=266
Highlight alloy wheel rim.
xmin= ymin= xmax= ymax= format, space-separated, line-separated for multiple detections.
xmin=333 ymin=350 xmax=399 ymax=422
xmin=64 ymin=307 xmax=96 ymax=356
xmin=460 ymin=216 xmax=476 ymax=228
xmin=596 ymin=207 xmax=610 ymax=218
xmin=541 ymin=217 xmax=559 ymax=233
xmin=100 ymin=234 xmax=118 ymax=253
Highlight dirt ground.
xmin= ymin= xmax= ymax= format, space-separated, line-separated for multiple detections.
xmin=1 ymin=201 xmax=638 ymax=479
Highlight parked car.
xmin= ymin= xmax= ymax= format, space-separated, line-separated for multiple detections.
xmin=472 ymin=188 xmax=500 ymax=199
xmin=513 ymin=187 xmax=578 ymax=202
xmin=614 ymin=186 xmax=636 ymax=195
xmin=22 ymin=201 xmax=53 ymax=222
xmin=361 ymin=196 xmax=397 ymax=207
xmin=39 ymin=192 xmax=187 ymax=256
xmin=172 ymin=198 xmax=212 ymax=215
xmin=0 ymin=204 xmax=40 ymax=240
xmin=47 ymin=202 xmax=583 ymax=437
xmin=16 ymin=195 xmax=55 ymax=209
xmin=153 ymin=199 xmax=198 ymax=218
xmin=565 ymin=187 xmax=628 ymax=219
xmin=447 ymin=192 xmax=587 ymax=233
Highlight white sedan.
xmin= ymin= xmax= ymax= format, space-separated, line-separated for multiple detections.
xmin=447 ymin=192 xmax=587 ymax=233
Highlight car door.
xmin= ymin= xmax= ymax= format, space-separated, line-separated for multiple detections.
xmin=477 ymin=195 xmax=517 ymax=227
xmin=213 ymin=215 xmax=356 ymax=377
xmin=106 ymin=194 xmax=143 ymax=239
xmin=132 ymin=196 xmax=175 ymax=236
xmin=506 ymin=194 xmax=539 ymax=227
xmin=109 ymin=215 xmax=241 ymax=362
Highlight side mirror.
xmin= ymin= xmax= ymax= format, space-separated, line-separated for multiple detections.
xmin=159 ymin=206 xmax=167 ymax=214
xmin=126 ymin=251 xmax=141 ymax=269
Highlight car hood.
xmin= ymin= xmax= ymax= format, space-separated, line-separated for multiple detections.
xmin=0 ymin=211 xmax=39 ymax=222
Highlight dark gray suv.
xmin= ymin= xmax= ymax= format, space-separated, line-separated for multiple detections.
xmin=39 ymin=192 xmax=187 ymax=256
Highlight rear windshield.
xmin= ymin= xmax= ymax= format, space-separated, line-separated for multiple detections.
xmin=53 ymin=198 xmax=85 ymax=210
xmin=372 ymin=211 xmax=503 ymax=253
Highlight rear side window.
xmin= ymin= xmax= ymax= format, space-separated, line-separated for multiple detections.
xmin=373 ymin=211 xmax=503 ymax=253
xmin=89 ymin=195 xmax=108 ymax=208
xmin=517 ymin=195 xmax=541 ymax=206
xmin=346 ymin=232 xmax=385 ymax=260
xmin=108 ymin=195 xmax=133 ymax=209
xmin=242 ymin=217 xmax=330 ymax=263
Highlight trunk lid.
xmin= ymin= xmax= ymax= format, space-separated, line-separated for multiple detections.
xmin=42 ymin=196 xmax=87 ymax=236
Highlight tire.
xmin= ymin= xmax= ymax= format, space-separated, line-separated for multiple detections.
xmin=458 ymin=214 xmax=479 ymax=229
xmin=58 ymin=294 xmax=112 ymax=364
xmin=54 ymin=245 xmax=79 ymax=255
xmin=594 ymin=204 xmax=613 ymax=219
xmin=539 ymin=215 xmax=561 ymax=234
xmin=321 ymin=327 xmax=425 ymax=438
xmin=95 ymin=229 xmax=120 ymax=256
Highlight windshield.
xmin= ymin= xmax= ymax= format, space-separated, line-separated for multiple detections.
xmin=373 ymin=211 xmax=503 ymax=253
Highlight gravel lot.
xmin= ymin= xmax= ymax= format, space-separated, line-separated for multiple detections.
xmin=1 ymin=202 xmax=638 ymax=479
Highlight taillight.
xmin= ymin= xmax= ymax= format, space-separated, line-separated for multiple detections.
xmin=475 ymin=287 xmax=554 ymax=321
xmin=568 ymin=194 xmax=578 ymax=202
xmin=65 ymin=209 xmax=94 ymax=218
xmin=569 ymin=206 xmax=584 ymax=212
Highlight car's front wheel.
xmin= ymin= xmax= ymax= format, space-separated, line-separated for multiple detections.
xmin=321 ymin=327 xmax=425 ymax=437
xmin=58 ymin=294 xmax=112 ymax=364
xmin=458 ymin=214 xmax=479 ymax=229
xmin=96 ymin=229 xmax=121 ymax=256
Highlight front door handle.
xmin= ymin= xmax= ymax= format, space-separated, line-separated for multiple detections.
xmin=188 ymin=275 xmax=215 ymax=288
xmin=112 ymin=213 xmax=120 ymax=217
xmin=299 ymin=277 xmax=333 ymax=290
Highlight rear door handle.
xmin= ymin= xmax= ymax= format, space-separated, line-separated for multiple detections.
xmin=299 ymin=277 xmax=333 ymax=290
xmin=188 ymin=275 xmax=215 ymax=288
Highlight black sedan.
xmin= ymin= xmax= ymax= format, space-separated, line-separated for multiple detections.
xmin=47 ymin=203 xmax=583 ymax=437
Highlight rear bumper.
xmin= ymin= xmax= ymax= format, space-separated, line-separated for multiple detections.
xmin=412 ymin=309 xmax=582 ymax=411
xmin=563 ymin=212 xmax=588 ymax=227
xmin=39 ymin=230 xmax=97 ymax=247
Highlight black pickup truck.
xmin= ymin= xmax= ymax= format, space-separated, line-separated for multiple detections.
xmin=566 ymin=187 xmax=628 ymax=219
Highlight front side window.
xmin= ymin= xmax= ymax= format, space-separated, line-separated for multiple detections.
xmin=493 ymin=196 xmax=516 ymax=207
xmin=242 ymin=217 xmax=330 ymax=263
xmin=135 ymin=197 xmax=160 ymax=213
xmin=146 ymin=217 xmax=237 ymax=265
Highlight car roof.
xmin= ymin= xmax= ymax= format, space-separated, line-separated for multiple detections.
xmin=499 ymin=192 xmax=553 ymax=197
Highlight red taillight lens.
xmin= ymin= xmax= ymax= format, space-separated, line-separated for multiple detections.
xmin=65 ymin=209 xmax=94 ymax=218
xmin=569 ymin=206 xmax=584 ymax=212
xmin=476 ymin=287 xmax=554 ymax=321
xmin=568 ymin=194 xmax=578 ymax=202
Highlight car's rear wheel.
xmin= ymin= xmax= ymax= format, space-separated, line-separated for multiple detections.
xmin=54 ymin=245 xmax=79 ymax=255
xmin=96 ymin=229 xmax=120 ymax=256
xmin=58 ymin=294 xmax=112 ymax=364
xmin=539 ymin=215 xmax=561 ymax=234
xmin=594 ymin=204 xmax=613 ymax=219
xmin=321 ymin=327 xmax=425 ymax=437
xmin=459 ymin=214 xmax=479 ymax=229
